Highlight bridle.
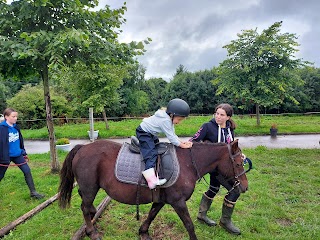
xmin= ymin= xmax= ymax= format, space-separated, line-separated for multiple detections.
xmin=189 ymin=143 xmax=252 ymax=192
xmin=218 ymin=144 xmax=252 ymax=194
xmin=226 ymin=144 xmax=252 ymax=181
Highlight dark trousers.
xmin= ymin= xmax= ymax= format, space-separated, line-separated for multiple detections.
xmin=205 ymin=170 xmax=240 ymax=202
xmin=136 ymin=126 xmax=159 ymax=170
xmin=0 ymin=155 xmax=31 ymax=181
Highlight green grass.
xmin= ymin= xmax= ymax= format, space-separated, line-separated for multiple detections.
xmin=21 ymin=114 xmax=320 ymax=140
xmin=0 ymin=148 xmax=319 ymax=239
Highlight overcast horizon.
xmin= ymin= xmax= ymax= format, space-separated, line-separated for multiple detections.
xmin=100 ymin=0 xmax=320 ymax=80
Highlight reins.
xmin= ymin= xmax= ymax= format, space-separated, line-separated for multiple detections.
xmin=0 ymin=156 xmax=30 ymax=167
xmin=189 ymin=148 xmax=202 ymax=182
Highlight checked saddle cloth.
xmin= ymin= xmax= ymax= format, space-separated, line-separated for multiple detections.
xmin=115 ymin=142 xmax=180 ymax=188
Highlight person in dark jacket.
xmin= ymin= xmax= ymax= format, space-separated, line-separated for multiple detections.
xmin=190 ymin=103 xmax=244 ymax=235
xmin=0 ymin=108 xmax=44 ymax=199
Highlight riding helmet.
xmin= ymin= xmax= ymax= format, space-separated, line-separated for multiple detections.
xmin=166 ymin=98 xmax=190 ymax=117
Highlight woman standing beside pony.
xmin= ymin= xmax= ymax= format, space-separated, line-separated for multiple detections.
xmin=190 ymin=103 xmax=246 ymax=235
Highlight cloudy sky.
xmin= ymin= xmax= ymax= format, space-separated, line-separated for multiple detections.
xmin=97 ymin=0 xmax=320 ymax=80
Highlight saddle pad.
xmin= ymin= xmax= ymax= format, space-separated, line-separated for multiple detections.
xmin=115 ymin=142 xmax=180 ymax=188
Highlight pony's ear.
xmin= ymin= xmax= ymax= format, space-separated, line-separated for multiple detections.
xmin=231 ymin=139 xmax=239 ymax=152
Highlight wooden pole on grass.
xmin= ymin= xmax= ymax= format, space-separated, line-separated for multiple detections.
xmin=0 ymin=193 xmax=59 ymax=237
xmin=0 ymin=183 xmax=77 ymax=237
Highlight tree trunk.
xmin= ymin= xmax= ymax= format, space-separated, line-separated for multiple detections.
xmin=255 ymin=103 xmax=261 ymax=126
xmin=102 ymin=109 xmax=109 ymax=130
xmin=41 ymin=65 xmax=59 ymax=172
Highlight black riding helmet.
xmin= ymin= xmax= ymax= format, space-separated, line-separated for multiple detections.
xmin=166 ymin=98 xmax=190 ymax=117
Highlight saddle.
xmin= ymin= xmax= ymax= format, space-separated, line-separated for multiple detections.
xmin=115 ymin=136 xmax=180 ymax=188
xmin=129 ymin=136 xmax=168 ymax=155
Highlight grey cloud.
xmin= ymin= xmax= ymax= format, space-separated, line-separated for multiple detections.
xmin=101 ymin=0 xmax=320 ymax=80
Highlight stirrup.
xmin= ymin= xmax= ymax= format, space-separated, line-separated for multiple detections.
xmin=156 ymin=178 xmax=167 ymax=186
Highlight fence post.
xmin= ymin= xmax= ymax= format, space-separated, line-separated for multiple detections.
xmin=89 ymin=108 xmax=94 ymax=142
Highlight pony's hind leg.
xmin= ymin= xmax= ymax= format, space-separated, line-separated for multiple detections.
xmin=79 ymin=189 xmax=98 ymax=220
xmin=79 ymin=185 xmax=101 ymax=240
xmin=139 ymin=202 xmax=165 ymax=240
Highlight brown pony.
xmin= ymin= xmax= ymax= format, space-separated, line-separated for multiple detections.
xmin=58 ymin=139 xmax=248 ymax=240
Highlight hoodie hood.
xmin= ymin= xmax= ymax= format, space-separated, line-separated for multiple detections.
xmin=0 ymin=120 xmax=9 ymax=127
xmin=154 ymin=109 xmax=170 ymax=118
xmin=0 ymin=120 xmax=16 ymax=128
xmin=210 ymin=118 xmax=231 ymax=128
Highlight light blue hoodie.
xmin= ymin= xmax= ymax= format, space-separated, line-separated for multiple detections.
xmin=140 ymin=109 xmax=181 ymax=146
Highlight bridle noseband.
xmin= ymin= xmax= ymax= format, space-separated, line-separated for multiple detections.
xmin=226 ymin=144 xmax=252 ymax=181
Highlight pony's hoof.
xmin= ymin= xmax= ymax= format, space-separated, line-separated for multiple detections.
xmin=140 ymin=233 xmax=152 ymax=240
xmin=86 ymin=229 xmax=102 ymax=240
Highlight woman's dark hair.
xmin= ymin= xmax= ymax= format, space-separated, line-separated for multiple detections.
xmin=3 ymin=108 xmax=17 ymax=117
xmin=215 ymin=103 xmax=236 ymax=129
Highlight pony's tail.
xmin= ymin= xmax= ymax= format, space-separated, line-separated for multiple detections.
xmin=58 ymin=144 xmax=83 ymax=209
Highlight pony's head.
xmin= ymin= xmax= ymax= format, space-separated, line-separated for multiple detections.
xmin=218 ymin=140 xmax=249 ymax=193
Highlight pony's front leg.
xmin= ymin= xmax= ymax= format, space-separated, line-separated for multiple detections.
xmin=171 ymin=200 xmax=198 ymax=240
xmin=139 ymin=202 xmax=165 ymax=240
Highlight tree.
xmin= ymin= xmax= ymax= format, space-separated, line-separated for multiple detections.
xmin=165 ymin=68 xmax=220 ymax=114
xmin=142 ymin=77 xmax=168 ymax=111
xmin=7 ymin=84 xmax=72 ymax=129
xmin=52 ymin=62 xmax=127 ymax=129
xmin=0 ymin=1 xmax=148 ymax=172
xmin=296 ymin=67 xmax=320 ymax=112
xmin=215 ymin=21 xmax=307 ymax=125
xmin=119 ymin=63 xmax=150 ymax=116
xmin=173 ymin=64 xmax=188 ymax=77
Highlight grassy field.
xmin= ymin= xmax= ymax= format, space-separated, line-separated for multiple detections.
xmin=0 ymin=147 xmax=319 ymax=239
xmin=21 ymin=114 xmax=320 ymax=140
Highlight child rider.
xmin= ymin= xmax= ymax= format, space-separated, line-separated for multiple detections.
xmin=136 ymin=98 xmax=193 ymax=189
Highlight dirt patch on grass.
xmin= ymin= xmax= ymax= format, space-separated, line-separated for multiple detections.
xmin=276 ymin=218 xmax=293 ymax=226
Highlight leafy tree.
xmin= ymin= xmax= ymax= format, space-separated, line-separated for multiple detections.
xmin=0 ymin=74 xmax=41 ymax=110
xmin=215 ymin=21 xmax=307 ymax=125
xmin=125 ymin=90 xmax=149 ymax=116
xmin=52 ymin=62 xmax=127 ymax=128
xmin=0 ymin=0 xmax=148 ymax=171
xmin=119 ymin=63 xmax=150 ymax=115
xmin=173 ymin=64 xmax=188 ymax=77
xmin=296 ymin=67 xmax=320 ymax=112
xmin=7 ymin=84 xmax=72 ymax=129
xmin=0 ymin=76 xmax=9 ymax=111
xmin=142 ymin=77 xmax=168 ymax=111
xmin=165 ymin=68 xmax=220 ymax=114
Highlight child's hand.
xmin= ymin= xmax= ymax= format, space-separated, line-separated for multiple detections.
xmin=179 ymin=141 xmax=193 ymax=148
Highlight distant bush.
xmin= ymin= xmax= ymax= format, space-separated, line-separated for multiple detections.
xmin=7 ymin=84 xmax=73 ymax=129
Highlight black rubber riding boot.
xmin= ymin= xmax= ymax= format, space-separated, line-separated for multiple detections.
xmin=197 ymin=193 xmax=217 ymax=226
xmin=24 ymin=172 xmax=45 ymax=199
xmin=219 ymin=200 xmax=241 ymax=235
